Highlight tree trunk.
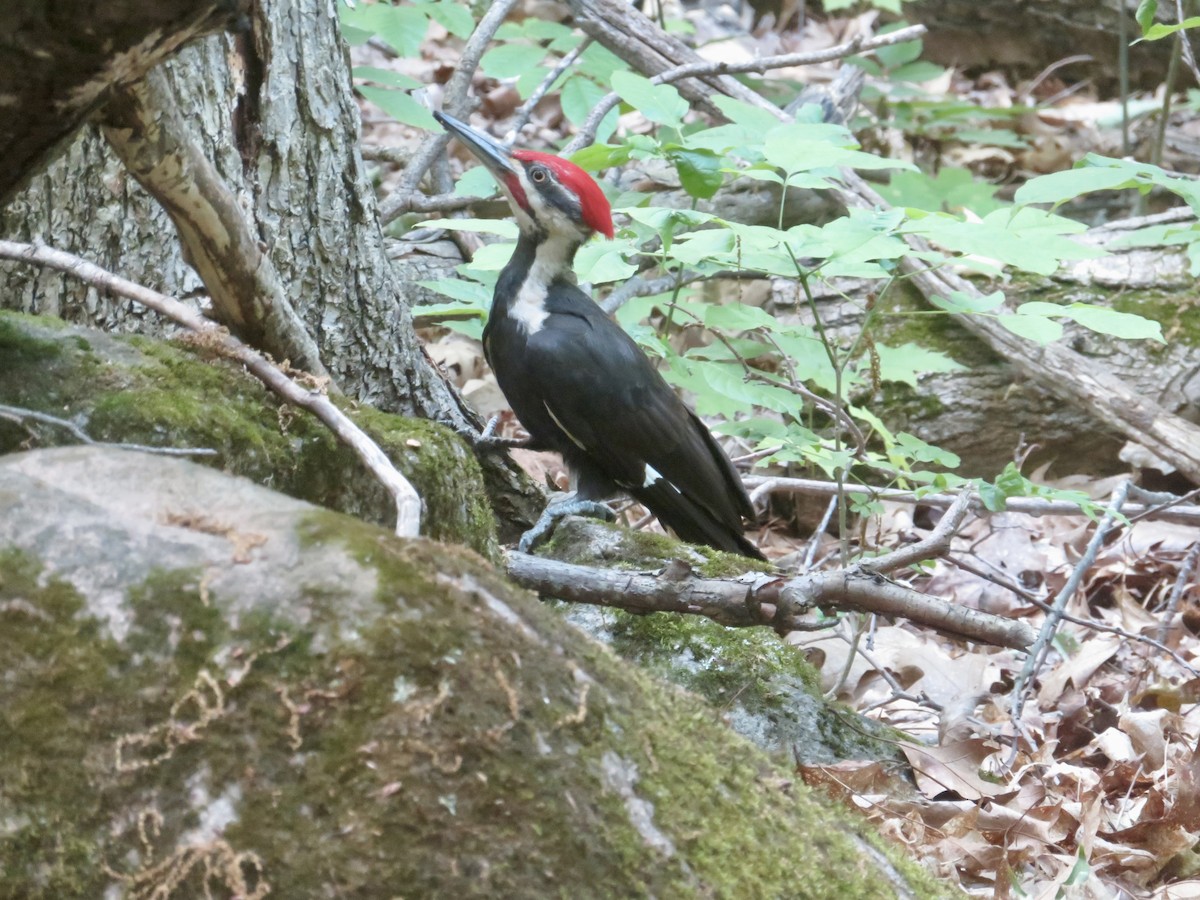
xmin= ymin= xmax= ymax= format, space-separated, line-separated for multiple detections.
xmin=0 ymin=0 xmax=542 ymax=535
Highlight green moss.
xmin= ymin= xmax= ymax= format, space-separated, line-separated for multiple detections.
xmin=1111 ymin=292 xmax=1200 ymax=347
xmin=0 ymin=312 xmax=63 ymax=362
xmin=0 ymin=507 xmax=951 ymax=898
xmin=0 ymin=311 xmax=497 ymax=556
xmin=542 ymin=517 xmax=772 ymax=576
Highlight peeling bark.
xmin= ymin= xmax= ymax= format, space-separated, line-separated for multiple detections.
xmin=0 ymin=0 xmax=247 ymax=206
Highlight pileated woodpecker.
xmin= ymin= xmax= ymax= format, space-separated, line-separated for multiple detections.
xmin=435 ymin=111 xmax=763 ymax=560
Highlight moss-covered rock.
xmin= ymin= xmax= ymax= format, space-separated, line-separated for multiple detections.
xmin=0 ymin=446 xmax=956 ymax=898
xmin=0 ymin=310 xmax=497 ymax=556
xmin=536 ymin=519 xmax=898 ymax=763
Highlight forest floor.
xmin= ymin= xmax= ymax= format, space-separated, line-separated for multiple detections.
xmin=354 ymin=4 xmax=1200 ymax=896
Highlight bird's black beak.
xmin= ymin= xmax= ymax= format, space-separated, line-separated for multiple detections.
xmin=433 ymin=110 xmax=517 ymax=179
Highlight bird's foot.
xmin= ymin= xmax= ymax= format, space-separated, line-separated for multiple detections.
xmin=473 ymin=415 xmax=532 ymax=452
xmin=518 ymin=496 xmax=615 ymax=553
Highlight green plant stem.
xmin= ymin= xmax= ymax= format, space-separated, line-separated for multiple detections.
xmin=1153 ymin=34 xmax=1184 ymax=168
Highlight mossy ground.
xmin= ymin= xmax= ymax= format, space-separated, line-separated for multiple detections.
xmin=0 ymin=310 xmax=497 ymax=557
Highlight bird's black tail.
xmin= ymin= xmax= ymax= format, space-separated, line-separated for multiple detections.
xmin=632 ymin=481 xmax=765 ymax=560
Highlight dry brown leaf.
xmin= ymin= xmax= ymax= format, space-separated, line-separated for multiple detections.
xmin=902 ymin=738 xmax=1012 ymax=801
xmin=1037 ymin=634 xmax=1122 ymax=706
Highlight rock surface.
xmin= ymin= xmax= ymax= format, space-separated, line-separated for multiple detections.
xmin=0 ymin=447 xmax=952 ymax=898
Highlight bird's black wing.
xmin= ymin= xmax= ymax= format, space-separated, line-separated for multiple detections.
xmin=524 ymin=298 xmax=760 ymax=557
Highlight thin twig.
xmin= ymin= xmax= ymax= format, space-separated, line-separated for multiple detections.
xmin=381 ymin=0 xmax=522 ymax=224
xmin=0 ymin=240 xmax=421 ymax=538
xmin=860 ymin=487 xmax=974 ymax=575
xmin=802 ymin=496 xmax=838 ymax=573
xmin=0 ymin=404 xmax=218 ymax=458
xmin=1157 ymin=540 xmax=1200 ymax=643
xmin=564 ymin=24 xmax=927 ymax=154
xmin=505 ymin=37 xmax=593 ymax=147
xmin=1006 ymin=479 xmax=1133 ymax=766
xmin=742 ymin=474 xmax=1200 ymax=527
xmin=947 ymin=554 xmax=1200 ymax=681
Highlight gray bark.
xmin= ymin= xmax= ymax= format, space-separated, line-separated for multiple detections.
xmin=0 ymin=0 xmax=542 ymax=534
xmin=0 ymin=0 xmax=245 ymax=206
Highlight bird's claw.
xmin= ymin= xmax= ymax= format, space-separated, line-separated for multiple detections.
xmin=517 ymin=497 xmax=615 ymax=553
xmin=473 ymin=415 xmax=531 ymax=452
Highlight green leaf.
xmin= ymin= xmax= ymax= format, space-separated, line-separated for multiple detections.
xmin=890 ymin=61 xmax=947 ymax=84
xmin=710 ymin=96 xmax=785 ymax=132
xmin=347 ymin=4 xmax=428 ymax=57
xmin=998 ymin=310 xmax=1064 ymax=343
xmin=872 ymin=343 xmax=965 ymax=387
xmin=427 ymin=0 xmax=475 ymax=37
xmin=452 ymin=166 xmax=499 ymax=199
xmin=611 ymin=71 xmax=688 ymax=127
xmin=481 ymin=43 xmax=543 ymax=79
xmin=903 ymin=207 xmax=1101 ymax=276
xmin=352 ymin=67 xmax=422 ymax=90
xmin=1136 ymin=0 xmax=1158 ymax=33
xmin=702 ymin=303 xmax=780 ymax=332
xmin=562 ymin=77 xmax=618 ymax=143
xmin=1060 ymin=304 xmax=1165 ymax=342
xmin=930 ymin=290 xmax=1007 ymax=315
xmin=667 ymin=148 xmax=724 ymax=199
xmin=1015 ymin=166 xmax=1152 ymax=205
xmin=569 ymin=142 xmax=631 ymax=171
xmin=575 ymin=243 xmax=637 ymax=284
xmin=358 ymin=87 xmax=437 ymax=130
xmin=874 ymin=35 xmax=922 ymax=69
xmin=763 ymin=123 xmax=914 ymax=174
xmin=577 ymin=42 xmax=625 ymax=83
xmin=466 ymin=241 xmax=517 ymax=271
xmin=893 ymin=432 xmax=960 ymax=468
xmin=1141 ymin=16 xmax=1200 ymax=40
xmin=340 ymin=23 xmax=373 ymax=46
xmin=419 ymin=278 xmax=492 ymax=306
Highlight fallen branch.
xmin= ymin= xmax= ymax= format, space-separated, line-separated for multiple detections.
xmin=505 ymin=542 xmax=1033 ymax=650
xmin=0 ymin=240 xmax=421 ymax=538
xmin=744 ymin=474 xmax=1200 ymax=527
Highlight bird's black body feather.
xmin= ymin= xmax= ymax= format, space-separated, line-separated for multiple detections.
xmin=485 ymin=236 xmax=763 ymax=559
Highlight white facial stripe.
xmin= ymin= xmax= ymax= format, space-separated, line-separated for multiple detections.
xmin=510 ymin=231 xmax=579 ymax=336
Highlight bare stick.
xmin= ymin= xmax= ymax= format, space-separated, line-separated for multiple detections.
xmin=504 ymin=37 xmax=594 ymax=147
xmin=0 ymin=404 xmax=217 ymax=458
xmin=563 ymin=24 xmax=926 ymax=154
xmin=0 ymin=240 xmax=421 ymax=538
xmin=743 ymin=474 xmax=1200 ymax=527
xmin=381 ymin=0 xmax=522 ymax=224
xmin=1007 ymin=479 xmax=1133 ymax=763
xmin=1156 ymin=540 xmax=1200 ymax=643
xmin=505 ymin=541 xmax=1034 ymax=650
xmin=860 ymin=487 xmax=973 ymax=575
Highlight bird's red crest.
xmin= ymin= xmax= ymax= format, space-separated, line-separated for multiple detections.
xmin=513 ymin=150 xmax=614 ymax=239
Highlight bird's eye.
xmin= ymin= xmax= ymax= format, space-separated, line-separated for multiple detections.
xmin=531 ymin=167 xmax=548 ymax=183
